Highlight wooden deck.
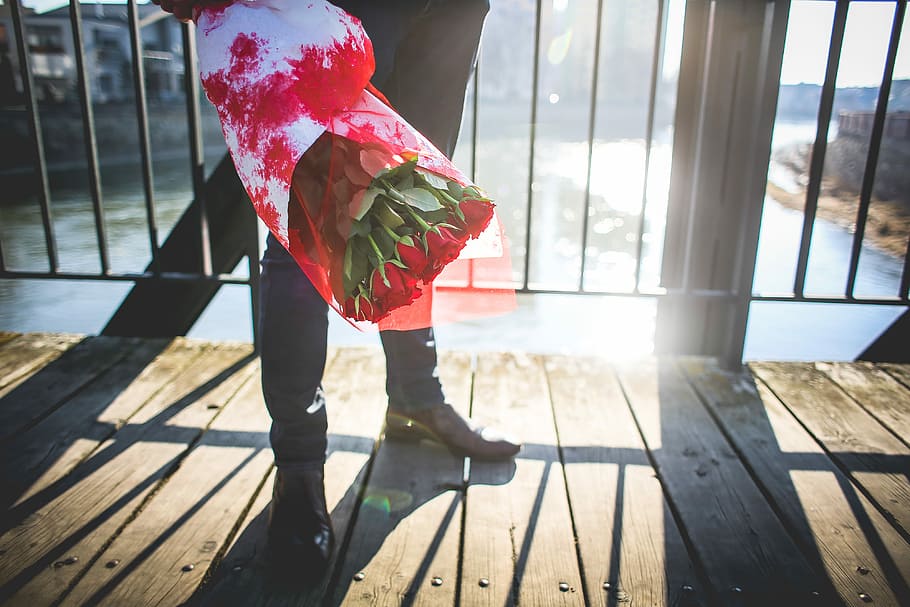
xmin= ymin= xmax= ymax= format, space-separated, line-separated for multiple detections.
xmin=0 ymin=333 xmax=907 ymax=606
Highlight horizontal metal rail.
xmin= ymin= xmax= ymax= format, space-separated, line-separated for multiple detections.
xmin=0 ymin=270 xmax=254 ymax=286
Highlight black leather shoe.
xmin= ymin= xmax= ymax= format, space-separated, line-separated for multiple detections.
xmin=385 ymin=403 xmax=521 ymax=460
xmin=266 ymin=467 xmax=334 ymax=581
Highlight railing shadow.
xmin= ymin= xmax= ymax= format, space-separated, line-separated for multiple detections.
xmin=672 ymin=358 xmax=910 ymax=607
xmin=0 ymin=345 xmax=255 ymax=604
xmin=2 ymin=344 xmax=909 ymax=607
xmin=191 ymin=435 xmax=516 ymax=607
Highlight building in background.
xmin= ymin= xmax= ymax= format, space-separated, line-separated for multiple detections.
xmin=0 ymin=2 xmax=183 ymax=105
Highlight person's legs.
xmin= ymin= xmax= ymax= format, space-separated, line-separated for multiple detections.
xmin=260 ymin=233 xmax=330 ymax=468
xmin=369 ymin=1 xmax=519 ymax=459
xmin=372 ymin=0 xmax=489 ymax=414
xmin=380 ymin=328 xmax=445 ymax=411
xmin=259 ymin=233 xmax=334 ymax=578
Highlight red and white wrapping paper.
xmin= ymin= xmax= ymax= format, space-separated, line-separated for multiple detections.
xmin=195 ymin=0 xmax=514 ymax=329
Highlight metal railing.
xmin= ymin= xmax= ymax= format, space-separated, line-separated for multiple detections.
xmin=0 ymin=0 xmax=260 ymax=345
xmin=779 ymin=0 xmax=908 ymax=305
xmin=1 ymin=0 xmax=906 ymax=363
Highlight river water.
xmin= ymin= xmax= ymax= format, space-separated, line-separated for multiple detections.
xmin=0 ymin=120 xmax=904 ymax=360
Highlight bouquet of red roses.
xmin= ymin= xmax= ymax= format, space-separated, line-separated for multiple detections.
xmin=167 ymin=0 xmax=514 ymax=328
xmin=291 ymin=131 xmax=495 ymax=322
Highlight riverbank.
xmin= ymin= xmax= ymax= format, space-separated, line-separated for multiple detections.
xmin=768 ymin=135 xmax=910 ymax=259
xmin=766 ymin=180 xmax=910 ymax=259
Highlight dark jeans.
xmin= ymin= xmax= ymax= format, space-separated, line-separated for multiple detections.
xmin=260 ymin=0 xmax=490 ymax=469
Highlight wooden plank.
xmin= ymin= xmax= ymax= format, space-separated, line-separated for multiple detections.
xmin=879 ymin=363 xmax=910 ymax=391
xmin=0 ymin=343 xmax=256 ymax=605
xmin=0 ymin=332 xmax=83 ymax=395
xmin=329 ymin=351 xmax=472 ymax=606
xmin=193 ymin=347 xmax=390 ymax=606
xmin=544 ymin=355 xmax=704 ymax=607
xmin=817 ymin=362 xmax=910 ymax=447
xmin=752 ymin=362 xmax=910 ymax=541
xmin=683 ymin=357 xmax=910 ymax=607
xmin=0 ymin=335 xmax=136 ymax=442
xmin=461 ymin=352 xmax=583 ymax=607
xmin=615 ymin=358 xmax=828 ymax=606
xmin=58 ymin=369 xmax=272 ymax=606
xmin=0 ymin=332 xmax=20 ymax=347
xmin=2 ymin=338 xmax=192 ymax=511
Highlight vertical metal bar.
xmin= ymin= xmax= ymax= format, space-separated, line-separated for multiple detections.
xmin=182 ymin=21 xmax=213 ymax=276
xmin=69 ymin=0 xmax=110 ymax=273
xmin=577 ymin=0 xmax=605 ymax=292
xmin=633 ymin=0 xmax=666 ymax=292
xmin=679 ymin=1 xmax=716 ymax=294
xmin=468 ymin=50 xmax=480 ymax=289
xmin=470 ymin=57 xmax=479 ymax=183
xmin=247 ymin=230 xmax=261 ymax=353
xmin=9 ymin=0 xmax=58 ymax=272
xmin=723 ymin=0 xmax=791 ymax=368
xmin=126 ymin=0 xmax=161 ymax=274
xmin=902 ymin=225 xmax=910 ymax=299
xmin=792 ymin=0 xmax=848 ymax=297
xmin=522 ymin=0 xmax=543 ymax=291
xmin=845 ymin=0 xmax=904 ymax=299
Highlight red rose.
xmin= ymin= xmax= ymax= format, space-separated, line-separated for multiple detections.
xmin=422 ymin=227 xmax=468 ymax=282
xmin=342 ymin=296 xmax=372 ymax=322
xmin=396 ymin=240 xmax=428 ymax=276
xmin=370 ymin=263 xmax=421 ymax=317
xmin=459 ymin=198 xmax=495 ymax=238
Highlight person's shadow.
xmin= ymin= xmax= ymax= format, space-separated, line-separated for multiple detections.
xmin=190 ymin=433 xmax=516 ymax=606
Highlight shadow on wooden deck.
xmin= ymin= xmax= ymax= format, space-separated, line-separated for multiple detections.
xmin=0 ymin=333 xmax=907 ymax=606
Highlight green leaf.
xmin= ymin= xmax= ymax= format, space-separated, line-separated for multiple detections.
xmin=400 ymin=188 xmax=443 ymax=212
xmin=398 ymin=234 xmax=414 ymax=248
xmin=416 ymin=169 xmax=449 ymax=189
xmin=350 ymin=219 xmax=371 ymax=238
xmin=351 ymin=187 xmax=381 ymax=221
xmin=395 ymin=174 xmax=415 ymax=192
xmin=343 ymin=242 xmax=354 ymax=281
xmin=374 ymin=200 xmax=405 ymax=229
xmin=423 ymin=208 xmax=450 ymax=224
xmin=344 ymin=256 xmax=368 ymax=296
xmin=372 ymin=227 xmax=396 ymax=258
xmin=447 ymin=181 xmax=464 ymax=199
xmin=463 ymin=185 xmax=484 ymax=199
